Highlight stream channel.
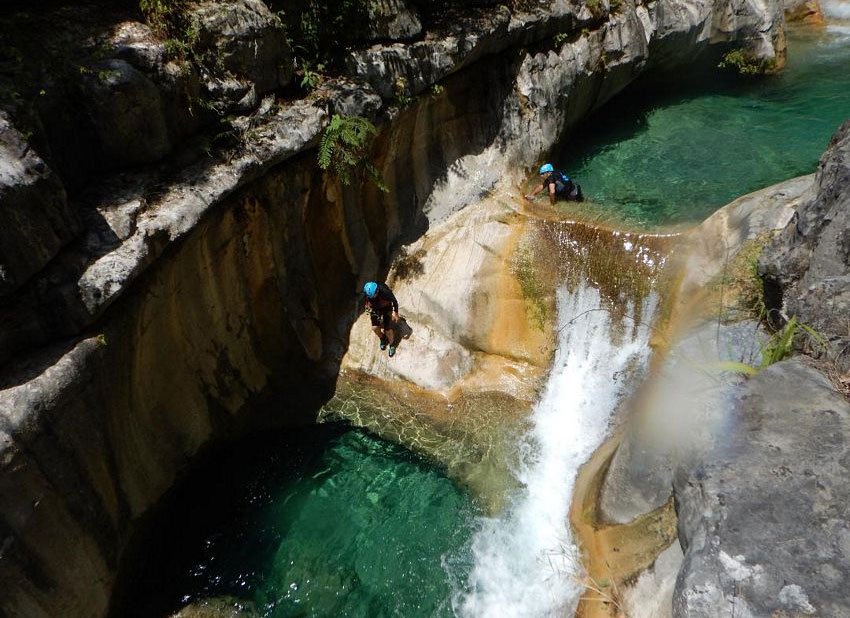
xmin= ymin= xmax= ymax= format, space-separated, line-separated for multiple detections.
xmin=118 ymin=24 xmax=850 ymax=618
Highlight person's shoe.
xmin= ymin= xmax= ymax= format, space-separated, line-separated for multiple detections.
xmin=380 ymin=337 xmax=388 ymax=351
xmin=388 ymin=345 xmax=397 ymax=358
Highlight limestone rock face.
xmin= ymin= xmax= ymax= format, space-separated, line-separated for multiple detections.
xmin=79 ymin=59 xmax=172 ymax=167
xmin=646 ymin=0 xmax=786 ymax=70
xmin=110 ymin=21 xmax=166 ymax=71
xmin=783 ymin=0 xmax=824 ymax=22
xmin=673 ymin=360 xmax=850 ymax=618
xmin=191 ymin=0 xmax=293 ymax=93
xmin=760 ymin=121 xmax=850 ymax=370
xmin=0 ymin=114 xmax=78 ymax=296
xmin=363 ymin=0 xmax=422 ymax=40
xmin=598 ymin=174 xmax=805 ymax=525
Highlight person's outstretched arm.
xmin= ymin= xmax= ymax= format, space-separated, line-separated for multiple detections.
xmin=524 ymin=183 xmax=544 ymax=200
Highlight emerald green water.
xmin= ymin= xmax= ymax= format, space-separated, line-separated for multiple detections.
xmin=123 ymin=27 xmax=850 ymax=618
xmin=119 ymin=426 xmax=476 ymax=617
xmin=558 ymin=27 xmax=850 ymax=226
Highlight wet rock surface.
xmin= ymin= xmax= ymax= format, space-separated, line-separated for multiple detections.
xmin=673 ymin=360 xmax=850 ymax=617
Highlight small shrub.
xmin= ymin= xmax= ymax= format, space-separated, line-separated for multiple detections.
xmin=718 ymin=49 xmax=765 ymax=75
xmin=585 ymin=0 xmax=604 ymax=17
xmin=554 ymin=32 xmax=569 ymax=46
xmin=393 ymin=76 xmax=413 ymax=109
xmin=430 ymin=83 xmax=444 ymax=97
xmin=394 ymin=247 xmax=426 ymax=282
xmin=140 ymin=0 xmax=183 ymax=37
xmin=318 ymin=114 xmax=388 ymax=191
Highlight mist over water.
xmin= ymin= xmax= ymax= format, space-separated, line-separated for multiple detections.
xmin=454 ymin=285 xmax=656 ymax=617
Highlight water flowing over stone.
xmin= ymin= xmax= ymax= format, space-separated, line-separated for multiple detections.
xmin=455 ymin=283 xmax=657 ymax=617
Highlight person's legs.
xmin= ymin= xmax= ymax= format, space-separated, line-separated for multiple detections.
xmin=383 ymin=312 xmax=396 ymax=345
xmin=371 ymin=313 xmax=388 ymax=348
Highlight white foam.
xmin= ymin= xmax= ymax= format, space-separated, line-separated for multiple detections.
xmin=453 ymin=283 xmax=655 ymax=617
xmin=823 ymin=0 xmax=850 ymax=19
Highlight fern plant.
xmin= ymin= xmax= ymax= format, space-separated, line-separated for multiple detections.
xmin=318 ymin=114 xmax=387 ymax=191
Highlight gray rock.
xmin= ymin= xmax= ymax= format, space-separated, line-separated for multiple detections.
xmin=0 ymin=114 xmax=78 ymax=296
xmin=363 ymin=0 xmax=422 ymax=40
xmin=673 ymin=360 xmax=850 ymax=617
xmin=345 ymin=6 xmax=512 ymax=98
xmin=623 ymin=541 xmax=684 ymax=618
xmin=191 ymin=0 xmax=293 ymax=93
xmin=600 ymin=320 xmax=765 ymax=524
xmin=760 ymin=121 xmax=850 ymax=370
xmin=109 ymin=21 xmax=166 ymax=71
xmin=79 ymin=59 xmax=172 ymax=167
xmin=647 ymin=0 xmax=785 ymax=70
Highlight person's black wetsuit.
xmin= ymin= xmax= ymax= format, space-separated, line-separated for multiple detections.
xmin=365 ymin=283 xmax=398 ymax=329
xmin=544 ymin=170 xmax=583 ymax=201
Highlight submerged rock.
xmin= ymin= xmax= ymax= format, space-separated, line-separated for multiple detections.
xmin=170 ymin=597 xmax=258 ymax=618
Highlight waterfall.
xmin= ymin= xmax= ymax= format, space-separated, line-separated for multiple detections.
xmin=824 ymin=0 xmax=850 ymax=37
xmin=453 ymin=282 xmax=656 ymax=617
xmin=823 ymin=0 xmax=850 ymax=19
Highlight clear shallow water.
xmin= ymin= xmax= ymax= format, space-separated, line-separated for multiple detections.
xmin=119 ymin=426 xmax=476 ymax=617
xmin=558 ymin=27 xmax=850 ymax=226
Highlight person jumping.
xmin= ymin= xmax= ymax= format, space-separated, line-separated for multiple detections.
xmin=363 ymin=281 xmax=400 ymax=357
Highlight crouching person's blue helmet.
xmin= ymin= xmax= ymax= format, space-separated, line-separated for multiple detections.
xmin=539 ymin=163 xmax=554 ymax=174
xmin=363 ymin=281 xmax=378 ymax=298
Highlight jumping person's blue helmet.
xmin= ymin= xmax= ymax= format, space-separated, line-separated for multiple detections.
xmin=363 ymin=281 xmax=378 ymax=298
xmin=539 ymin=163 xmax=554 ymax=174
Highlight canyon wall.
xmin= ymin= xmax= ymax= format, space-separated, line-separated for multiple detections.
xmin=0 ymin=0 xmax=786 ymax=615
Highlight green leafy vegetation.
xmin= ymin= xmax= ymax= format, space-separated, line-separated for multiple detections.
xmin=318 ymin=114 xmax=387 ymax=191
xmin=554 ymin=32 xmax=569 ymax=46
xmin=718 ymin=49 xmax=769 ymax=75
xmin=274 ymin=0 xmax=369 ymax=71
xmin=716 ymin=316 xmax=828 ymax=377
xmin=393 ymin=77 xmax=413 ymax=109
xmin=140 ymin=0 xmax=184 ymax=37
xmin=585 ymin=0 xmax=604 ymax=17
xmin=299 ymin=62 xmax=325 ymax=91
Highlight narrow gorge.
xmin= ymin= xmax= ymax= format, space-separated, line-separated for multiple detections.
xmin=1 ymin=0 xmax=850 ymax=617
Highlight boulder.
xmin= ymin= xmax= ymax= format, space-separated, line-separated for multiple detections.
xmin=190 ymin=0 xmax=293 ymax=94
xmin=760 ymin=121 xmax=850 ymax=371
xmin=363 ymin=0 xmax=422 ymax=40
xmin=79 ymin=59 xmax=172 ymax=167
xmin=783 ymin=0 xmax=825 ymax=22
xmin=673 ymin=360 xmax=850 ymax=617
xmin=0 ymin=114 xmax=78 ymax=296
xmin=599 ymin=319 xmax=765 ymax=524
xmin=109 ymin=21 xmax=166 ymax=71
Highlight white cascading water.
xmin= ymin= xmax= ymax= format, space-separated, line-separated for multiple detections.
xmin=454 ymin=282 xmax=656 ymax=618
xmin=823 ymin=0 xmax=850 ymax=19
xmin=824 ymin=0 xmax=850 ymax=36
